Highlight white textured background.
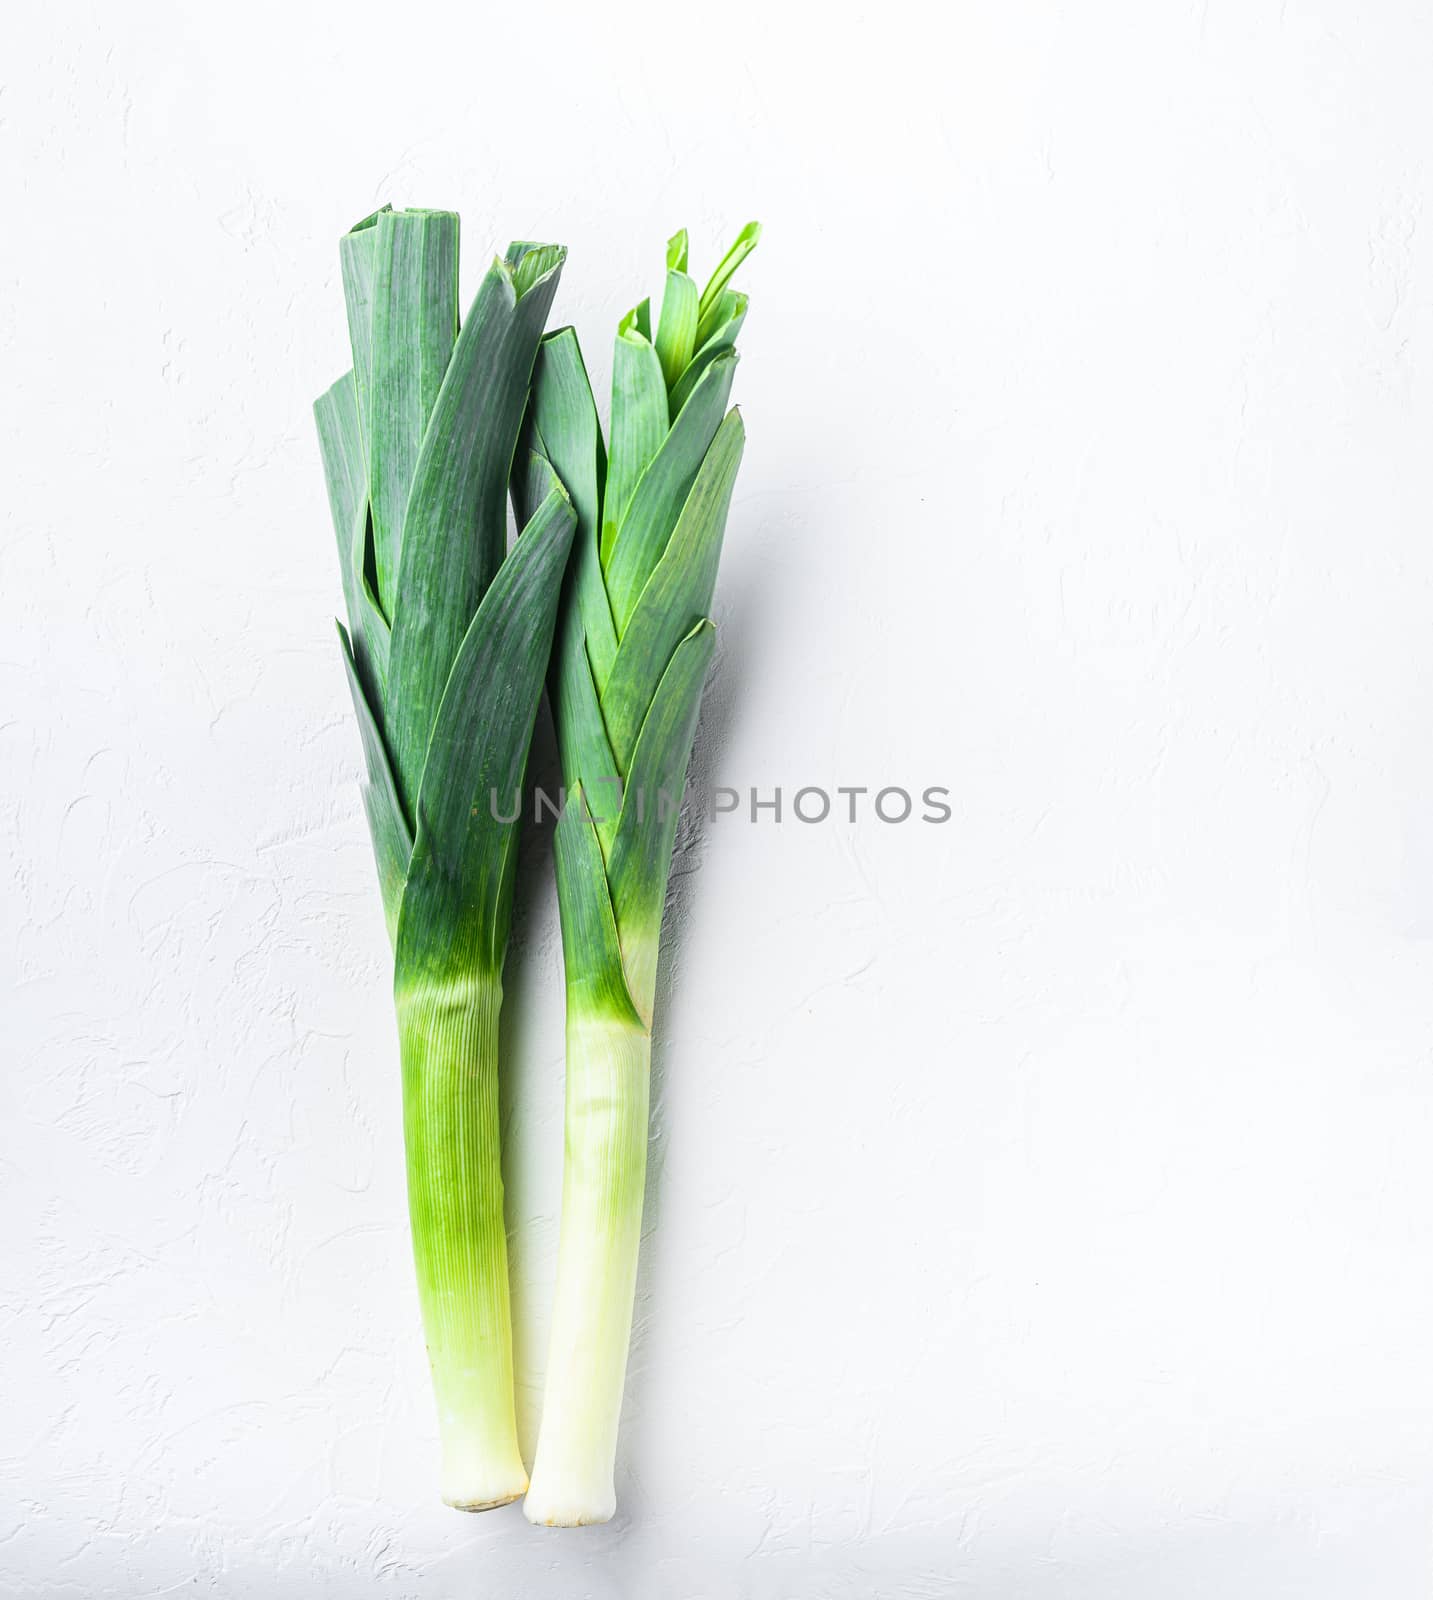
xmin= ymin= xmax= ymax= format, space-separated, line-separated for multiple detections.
xmin=6 ymin=1 xmax=1433 ymax=1594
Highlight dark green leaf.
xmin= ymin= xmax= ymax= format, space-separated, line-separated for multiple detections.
xmin=336 ymin=619 xmax=411 ymax=944
xmin=338 ymin=204 xmax=390 ymax=476
xmin=385 ymin=245 xmax=566 ymax=813
xmin=314 ymin=371 xmax=366 ymax=639
xmin=512 ymin=437 xmax=624 ymax=854
xmin=394 ymin=485 xmax=577 ymax=983
xmin=357 ymin=547 xmax=391 ymax=696
xmin=315 ymin=371 xmax=388 ymax=712
xmin=608 ymin=619 xmax=715 ymax=1015
xmin=527 ymin=328 xmax=617 ymax=689
xmin=553 ymin=787 xmax=643 ymax=1027
xmin=366 ymin=210 xmax=460 ymax=608
xmin=554 ymin=617 xmax=624 ymax=857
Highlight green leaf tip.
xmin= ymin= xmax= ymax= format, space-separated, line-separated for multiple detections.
xmin=507 ymin=241 xmax=568 ymax=300
xmin=699 ymin=221 xmax=761 ymax=320
xmin=345 ymin=202 xmax=392 ymax=235
xmin=618 ymin=299 xmax=652 ymax=343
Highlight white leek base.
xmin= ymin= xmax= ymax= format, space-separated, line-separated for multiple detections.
xmin=524 ymin=1012 xmax=652 ymax=1526
xmin=397 ymin=980 xmax=529 ymax=1513
xmin=439 ymin=1429 xmax=528 ymax=1511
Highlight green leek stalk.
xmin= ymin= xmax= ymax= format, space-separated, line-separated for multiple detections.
xmin=514 ymin=224 xmax=760 ymax=1525
xmin=314 ymin=207 xmax=576 ymax=1509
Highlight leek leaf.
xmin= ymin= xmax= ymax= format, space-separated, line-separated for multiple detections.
xmin=336 ymin=619 xmax=411 ymax=942
xmin=527 ymin=330 xmax=616 ymax=688
xmin=508 ymin=240 xmax=568 ymax=297
xmin=602 ymin=325 xmax=667 ymax=572
xmin=357 ymin=535 xmax=391 ymax=695
xmin=386 ymin=245 xmax=566 ymax=812
xmin=315 ymin=371 xmax=387 ymax=711
xmin=553 ymin=787 xmax=643 ymax=1027
xmin=339 ymin=204 xmax=390 ymax=473
xmin=607 ymin=619 xmax=715 ymax=1015
xmin=395 ymin=483 xmax=576 ymax=982
xmin=366 ymin=210 xmax=459 ymax=607
xmin=314 ymin=371 xmax=366 ymax=642
xmin=602 ymin=408 xmax=744 ymax=770
xmin=669 ymin=290 xmax=748 ymax=416
xmin=514 ymin=435 xmax=624 ymax=853
xmin=604 ymin=354 xmax=738 ymax=635
xmin=654 ymin=267 xmax=699 ymax=393
xmin=696 ymin=221 xmax=761 ymax=342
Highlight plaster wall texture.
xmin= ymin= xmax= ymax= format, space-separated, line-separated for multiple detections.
xmin=6 ymin=1 xmax=1433 ymax=1594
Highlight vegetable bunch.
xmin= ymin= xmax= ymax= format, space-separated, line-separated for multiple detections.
xmin=314 ymin=208 xmax=757 ymax=1522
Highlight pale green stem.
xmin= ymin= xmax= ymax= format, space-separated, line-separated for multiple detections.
xmin=396 ymin=977 xmax=527 ymax=1510
xmin=524 ymin=1007 xmax=653 ymax=1526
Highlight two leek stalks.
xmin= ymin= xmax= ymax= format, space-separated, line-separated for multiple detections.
xmin=316 ymin=210 xmax=757 ymax=1523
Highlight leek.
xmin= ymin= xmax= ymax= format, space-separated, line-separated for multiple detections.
xmin=514 ymin=224 xmax=760 ymax=1525
xmin=314 ymin=207 xmax=576 ymax=1510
